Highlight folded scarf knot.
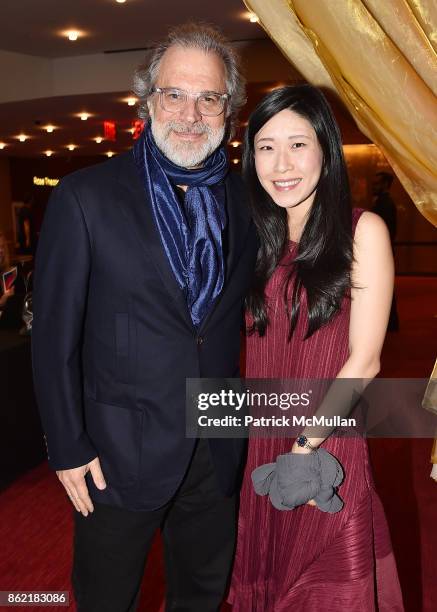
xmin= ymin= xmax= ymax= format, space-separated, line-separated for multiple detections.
xmin=134 ymin=126 xmax=229 ymax=327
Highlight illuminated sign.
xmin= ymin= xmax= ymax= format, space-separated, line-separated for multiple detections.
xmin=33 ymin=176 xmax=59 ymax=187
xmin=104 ymin=121 xmax=117 ymax=141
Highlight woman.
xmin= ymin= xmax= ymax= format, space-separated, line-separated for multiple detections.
xmin=229 ymin=86 xmax=404 ymax=610
xmin=0 ymin=231 xmax=14 ymax=309
xmin=0 ymin=231 xmax=26 ymax=328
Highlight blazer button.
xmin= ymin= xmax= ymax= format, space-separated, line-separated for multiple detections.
xmin=196 ymin=336 xmax=204 ymax=345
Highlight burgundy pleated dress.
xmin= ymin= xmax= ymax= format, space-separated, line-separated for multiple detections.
xmin=229 ymin=209 xmax=404 ymax=611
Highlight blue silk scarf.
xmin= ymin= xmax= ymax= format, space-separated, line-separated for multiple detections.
xmin=134 ymin=126 xmax=228 ymax=327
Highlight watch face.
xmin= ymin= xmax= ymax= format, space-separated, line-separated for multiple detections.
xmin=297 ymin=435 xmax=307 ymax=447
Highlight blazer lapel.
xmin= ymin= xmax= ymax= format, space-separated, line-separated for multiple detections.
xmin=114 ymin=153 xmax=252 ymax=334
xmin=115 ymin=152 xmax=194 ymax=329
xmin=224 ymin=173 xmax=251 ymax=282
xmin=198 ymin=173 xmax=252 ymax=334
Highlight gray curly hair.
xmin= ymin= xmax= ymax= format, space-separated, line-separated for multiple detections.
xmin=133 ymin=22 xmax=246 ymax=139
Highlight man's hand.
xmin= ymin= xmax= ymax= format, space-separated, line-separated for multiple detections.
xmin=56 ymin=457 xmax=107 ymax=516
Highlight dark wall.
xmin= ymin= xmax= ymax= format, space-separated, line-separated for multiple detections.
xmin=9 ymin=155 xmax=104 ymax=235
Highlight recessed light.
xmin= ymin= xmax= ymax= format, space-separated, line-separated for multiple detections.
xmin=125 ymin=97 xmax=137 ymax=106
xmin=67 ymin=144 xmax=76 ymax=151
xmin=60 ymin=29 xmax=86 ymax=42
xmin=0 ymin=142 xmax=6 ymax=149
xmin=45 ymin=125 xmax=55 ymax=133
xmin=45 ymin=150 xmax=53 ymax=157
xmin=116 ymin=0 xmax=127 ymax=3
xmin=94 ymin=136 xmax=103 ymax=144
xmin=66 ymin=30 xmax=79 ymax=41
xmin=230 ymin=141 xmax=241 ymax=148
xmin=249 ymin=13 xmax=259 ymax=23
xmin=17 ymin=134 xmax=28 ymax=142
xmin=106 ymin=151 xmax=115 ymax=158
xmin=232 ymin=159 xmax=240 ymax=165
xmin=79 ymin=113 xmax=90 ymax=121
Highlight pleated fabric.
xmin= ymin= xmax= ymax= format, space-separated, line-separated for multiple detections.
xmin=229 ymin=209 xmax=404 ymax=611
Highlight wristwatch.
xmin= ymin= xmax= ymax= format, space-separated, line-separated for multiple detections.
xmin=296 ymin=435 xmax=317 ymax=451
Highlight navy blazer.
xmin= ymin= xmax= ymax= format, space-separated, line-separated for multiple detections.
xmin=32 ymin=150 xmax=258 ymax=511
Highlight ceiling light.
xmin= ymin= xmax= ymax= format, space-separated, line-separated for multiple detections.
xmin=249 ymin=13 xmax=259 ymax=23
xmin=116 ymin=0 xmax=127 ymax=3
xmin=17 ymin=134 xmax=28 ymax=142
xmin=232 ymin=159 xmax=240 ymax=165
xmin=60 ymin=29 xmax=86 ymax=42
xmin=230 ymin=141 xmax=241 ymax=148
xmin=67 ymin=144 xmax=76 ymax=151
xmin=45 ymin=150 xmax=53 ymax=157
xmin=45 ymin=125 xmax=55 ymax=133
xmin=0 ymin=142 xmax=6 ymax=149
xmin=106 ymin=151 xmax=114 ymax=158
xmin=125 ymin=97 xmax=137 ymax=106
xmin=94 ymin=136 xmax=103 ymax=143
xmin=79 ymin=113 xmax=90 ymax=121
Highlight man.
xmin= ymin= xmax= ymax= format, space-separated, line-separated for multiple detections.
xmin=371 ymin=171 xmax=399 ymax=330
xmin=0 ymin=231 xmax=26 ymax=328
xmin=372 ymin=171 xmax=397 ymax=242
xmin=32 ymin=23 xmax=257 ymax=612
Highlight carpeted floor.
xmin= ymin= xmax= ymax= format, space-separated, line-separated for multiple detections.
xmin=369 ymin=276 xmax=437 ymax=612
xmin=0 ymin=276 xmax=436 ymax=611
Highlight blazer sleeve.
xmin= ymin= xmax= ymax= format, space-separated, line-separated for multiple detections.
xmin=32 ymin=177 xmax=97 ymax=470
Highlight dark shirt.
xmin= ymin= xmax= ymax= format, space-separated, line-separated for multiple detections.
xmin=372 ymin=192 xmax=397 ymax=242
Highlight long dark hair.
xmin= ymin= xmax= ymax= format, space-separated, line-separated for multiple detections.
xmin=244 ymin=84 xmax=353 ymax=338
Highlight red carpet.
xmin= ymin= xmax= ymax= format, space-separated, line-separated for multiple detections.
xmin=0 ymin=276 xmax=436 ymax=611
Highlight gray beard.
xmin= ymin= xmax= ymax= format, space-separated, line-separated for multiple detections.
xmin=150 ymin=116 xmax=225 ymax=168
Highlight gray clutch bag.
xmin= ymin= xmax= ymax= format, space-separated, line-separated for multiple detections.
xmin=251 ymin=448 xmax=344 ymax=513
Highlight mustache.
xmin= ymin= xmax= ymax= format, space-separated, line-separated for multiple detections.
xmin=165 ymin=121 xmax=212 ymax=135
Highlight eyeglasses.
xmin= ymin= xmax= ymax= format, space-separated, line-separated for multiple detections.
xmin=151 ymin=87 xmax=229 ymax=117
